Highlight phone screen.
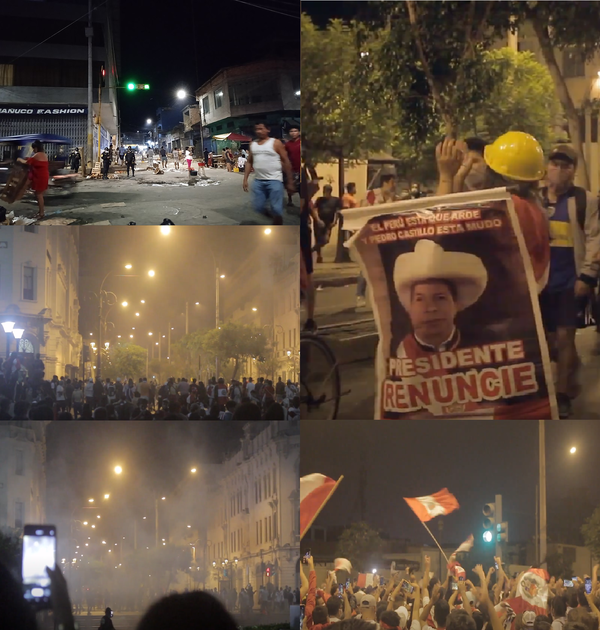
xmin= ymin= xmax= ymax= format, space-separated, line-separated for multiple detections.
xmin=459 ymin=576 xmax=465 ymax=581
xmin=22 ymin=525 xmax=56 ymax=608
xmin=564 ymin=579 xmax=573 ymax=588
xmin=346 ymin=579 xmax=350 ymax=589
xmin=402 ymin=579 xmax=414 ymax=594
xmin=495 ymin=562 xmax=499 ymax=570
xmin=585 ymin=578 xmax=592 ymax=594
xmin=338 ymin=583 xmax=344 ymax=595
xmin=452 ymin=582 xmax=458 ymax=591
xmin=299 ymin=604 xmax=305 ymax=628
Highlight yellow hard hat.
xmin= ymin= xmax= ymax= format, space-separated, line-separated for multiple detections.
xmin=483 ymin=131 xmax=545 ymax=182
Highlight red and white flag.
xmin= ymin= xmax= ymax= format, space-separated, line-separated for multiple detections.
xmin=300 ymin=473 xmax=339 ymax=538
xmin=453 ymin=534 xmax=474 ymax=555
xmin=404 ymin=488 xmax=460 ymax=522
xmin=505 ymin=569 xmax=549 ymax=617
xmin=335 ymin=558 xmax=353 ymax=574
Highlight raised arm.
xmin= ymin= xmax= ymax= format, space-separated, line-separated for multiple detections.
xmin=474 ymin=564 xmax=503 ymax=630
xmin=457 ymin=580 xmax=473 ymax=618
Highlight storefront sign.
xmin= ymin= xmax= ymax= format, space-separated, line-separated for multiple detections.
xmin=0 ymin=107 xmax=87 ymax=115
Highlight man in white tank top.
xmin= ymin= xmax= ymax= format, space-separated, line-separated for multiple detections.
xmin=243 ymin=121 xmax=295 ymax=225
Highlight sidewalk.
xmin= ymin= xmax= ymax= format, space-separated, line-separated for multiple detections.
xmin=312 ymin=230 xmax=359 ymax=287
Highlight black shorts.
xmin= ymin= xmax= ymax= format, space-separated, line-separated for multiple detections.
xmin=300 ymin=222 xmax=313 ymax=275
xmin=539 ymin=287 xmax=578 ymax=332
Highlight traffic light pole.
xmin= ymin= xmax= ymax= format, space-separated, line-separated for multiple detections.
xmin=495 ymin=494 xmax=502 ymax=559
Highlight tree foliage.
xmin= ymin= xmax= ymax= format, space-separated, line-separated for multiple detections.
xmin=336 ymin=522 xmax=385 ymax=573
xmin=581 ymin=506 xmax=600 ymax=560
xmin=104 ymin=343 xmax=147 ymax=380
xmin=301 ymin=14 xmax=389 ymax=165
xmin=175 ymin=324 xmax=268 ymax=381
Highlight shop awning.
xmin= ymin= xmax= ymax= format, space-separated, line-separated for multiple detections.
xmin=0 ymin=134 xmax=72 ymax=144
xmin=212 ymin=133 xmax=253 ymax=142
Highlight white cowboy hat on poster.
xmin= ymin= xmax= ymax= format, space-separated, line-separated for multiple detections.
xmin=393 ymin=240 xmax=488 ymax=311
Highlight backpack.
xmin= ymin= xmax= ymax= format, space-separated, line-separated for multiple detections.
xmin=541 ymin=185 xmax=588 ymax=231
xmin=107 ymin=384 xmax=115 ymax=398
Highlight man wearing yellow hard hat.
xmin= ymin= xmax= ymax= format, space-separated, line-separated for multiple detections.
xmin=436 ymin=130 xmax=550 ymax=292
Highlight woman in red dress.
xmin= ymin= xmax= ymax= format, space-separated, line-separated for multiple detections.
xmin=17 ymin=140 xmax=49 ymax=219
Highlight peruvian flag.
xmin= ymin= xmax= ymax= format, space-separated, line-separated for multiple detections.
xmin=300 ymin=473 xmax=339 ymax=538
xmin=505 ymin=569 xmax=549 ymax=617
xmin=453 ymin=534 xmax=474 ymax=555
xmin=404 ymin=488 xmax=459 ymax=522
xmin=335 ymin=558 xmax=353 ymax=574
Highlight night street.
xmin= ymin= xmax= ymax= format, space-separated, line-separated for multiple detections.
xmin=5 ymin=165 xmax=301 ymax=226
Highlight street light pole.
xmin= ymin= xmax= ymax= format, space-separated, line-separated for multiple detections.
xmin=539 ymin=420 xmax=547 ymax=569
xmin=155 ymin=497 xmax=159 ymax=548
xmin=215 ymin=268 xmax=220 ymax=378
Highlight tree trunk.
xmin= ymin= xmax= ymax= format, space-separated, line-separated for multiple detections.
xmin=532 ymin=18 xmax=590 ymax=190
xmin=335 ymin=153 xmax=351 ymax=263
xmin=231 ymin=358 xmax=239 ymax=382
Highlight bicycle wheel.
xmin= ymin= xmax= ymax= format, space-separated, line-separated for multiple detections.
xmin=300 ymin=333 xmax=341 ymax=420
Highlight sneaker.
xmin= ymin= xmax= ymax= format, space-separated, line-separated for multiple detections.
xmin=316 ymin=285 xmax=324 ymax=292
xmin=356 ymin=296 xmax=367 ymax=309
xmin=556 ymin=393 xmax=571 ymax=419
xmin=303 ymin=319 xmax=317 ymax=333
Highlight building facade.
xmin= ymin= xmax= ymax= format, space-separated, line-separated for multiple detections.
xmin=507 ymin=24 xmax=600 ymax=193
xmin=202 ymin=422 xmax=300 ymax=596
xmin=0 ymin=0 xmax=121 ymax=165
xmin=0 ymin=421 xmax=47 ymax=531
xmin=0 ymin=227 xmax=82 ymax=378
xmin=195 ymin=59 xmax=300 ymax=153
xmin=224 ymin=243 xmax=299 ymax=382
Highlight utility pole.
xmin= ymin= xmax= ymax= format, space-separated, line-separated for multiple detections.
xmin=155 ymin=497 xmax=159 ymax=548
xmin=86 ymin=0 xmax=93 ymax=174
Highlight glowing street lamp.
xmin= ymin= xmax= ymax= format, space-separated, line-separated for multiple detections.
xmin=570 ymin=446 xmax=577 ymax=454
xmin=125 ymin=264 xmax=132 ymax=270
xmin=146 ymin=118 xmax=152 ymax=125
xmin=148 ymin=270 xmax=155 ymax=277
xmin=191 ymin=468 xmax=197 ymax=473
xmin=176 ymin=89 xmax=186 ymax=99
xmin=88 ymin=498 xmax=94 ymax=503
xmin=122 ymin=301 xmax=128 ymax=307
xmin=264 ymin=228 xmax=272 ymax=235
xmin=114 ymin=466 xmax=122 ymax=474
xmin=160 ymin=226 xmax=171 ymax=235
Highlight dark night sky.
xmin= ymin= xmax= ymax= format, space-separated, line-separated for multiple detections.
xmin=300 ymin=421 xmax=600 ymax=547
xmin=45 ymin=421 xmax=246 ymax=555
xmin=302 ymin=1 xmax=361 ymax=25
xmin=78 ymin=226 xmax=298 ymax=342
xmin=119 ymin=0 xmax=300 ymax=131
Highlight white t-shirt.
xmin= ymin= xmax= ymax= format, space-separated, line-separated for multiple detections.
xmin=246 ymin=382 xmax=255 ymax=395
xmin=56 ymin=384 xmax=65 ymax=401
xmin=238 ymin=156 xmax=247 ymax=168
xmin=185 ymin=150 xmax=192 ymax=160
xmin=173 ymin=150 xmax=179 ymax=159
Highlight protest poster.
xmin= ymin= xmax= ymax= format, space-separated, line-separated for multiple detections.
xmin=342 ymin=188 xmax=557 ymax=420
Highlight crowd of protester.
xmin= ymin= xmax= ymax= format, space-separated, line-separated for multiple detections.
xmin=300 ymin=552 xmax=600 ymax=630
xmin=0 ymin=362 xmax=300 ymax=419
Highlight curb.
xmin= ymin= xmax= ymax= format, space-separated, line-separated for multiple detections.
xmin=314 ymin=275 xmax=358 ymax=288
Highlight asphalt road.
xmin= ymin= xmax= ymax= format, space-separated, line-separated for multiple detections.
xmin=305 ymin=283 xmax=600 ymax=420
xmin=3 ymin=162 xmax=301 ymax=226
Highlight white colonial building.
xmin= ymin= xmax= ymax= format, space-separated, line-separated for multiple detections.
xmin=0 ymin=421 xmax=47 ymax=531
xmin=0 ymin=227 xmax=82 ymax=378
xmin=202 ymin=421 xmax=300 ymax=596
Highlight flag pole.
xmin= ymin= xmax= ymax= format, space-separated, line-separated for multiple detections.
xmin=301 ymin=475 xmax=344 ymax=539
xmin=420 ymin=520 xmax=450 ymax=564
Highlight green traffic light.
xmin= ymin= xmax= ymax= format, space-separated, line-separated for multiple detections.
xmin=482 ymin=531 xmax=493 ymax=543
xmin=127 ymin=83 xmax=135 ymax=90
xmin=144 ymin=84 xmax=150 ymax=90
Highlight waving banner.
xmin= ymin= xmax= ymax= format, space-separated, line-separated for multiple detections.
xmin=343 ymin=188 xmax=557 ymax=420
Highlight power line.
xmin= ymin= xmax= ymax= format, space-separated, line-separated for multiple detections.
xmin=8 ymin=0 xmax=110 ymax=64
xmin=231 ymin=0 xmax=299 ymax=19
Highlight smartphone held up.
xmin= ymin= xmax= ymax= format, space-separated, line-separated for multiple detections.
xmin=22 ymin=525 xmax=57 ymax=610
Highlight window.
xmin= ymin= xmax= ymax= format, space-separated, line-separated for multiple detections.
xmin=258 ymin=481 xmax=262 ymax=503
xmin=264 ymin=517 xmax=268 ymax=542
xmin=289 ymin=330 xmax=292 ymax=347
xmin=267 ymin=475 xmax=271 ymax=497
xmin=578 ymin=113 xmax=599 ymax=144
xmin=256 ymin=522 xmax=259 ymax=545
xmin=216 ymin=125 xmax=223 ymax=131
xmin=15 ymin=501 xmax=23 ymax=529
xmin=272 ymin=467 xmax=276 ymax=494
xmin=563 ymin=49 xmax=585 ymax=78
xmin=268 ymin=516 xmax=272 ymax=541
xmin=227 ymin=121 xmax=234 ymax=129
xmin=229 ymin=77 xmax=280 ymax=107
xmin=214 ymin=88 xmax=223 ymax=109
xmin=23 ymin=266 xmax=35 ymax=300
xmin=260 ymin=520 xmax=263 ymax=544
xmin=273 ymin=515 xmax=277 ymax=539
xmin=202 ymin=95 xmax=210 ymax=115
xmin=16 ymin=450 xmax=24 ymax=475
